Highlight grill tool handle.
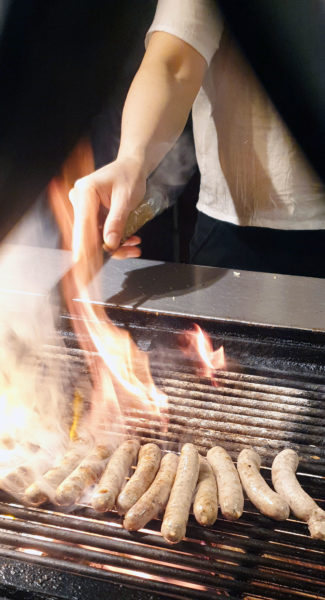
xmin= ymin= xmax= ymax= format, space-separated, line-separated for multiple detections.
xmin=104 ymin=189 xmax=172 ymax=252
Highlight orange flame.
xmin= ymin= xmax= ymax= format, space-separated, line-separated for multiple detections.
xmin=181 ymin=324 xmax=225 ymax=386
xmin=48 ymin=139 xmax=167 ymax=440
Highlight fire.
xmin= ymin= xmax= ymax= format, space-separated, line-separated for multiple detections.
xmin=0 ymin=391 xmax=29 ymax=437
xmin=69 ymin=390 xmax=84 ymax=441
xmin=49 ymin=139 xmax=167 ymax=440
xmin=181 ymin=324 xmax=225 ymax=385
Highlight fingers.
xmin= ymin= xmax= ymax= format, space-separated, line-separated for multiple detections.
xmin=69 ymin=159 xmax=146 ymax=258
xmin=103 ymin=188 xmax=131 ymax=251
xmin=110 ymin=236 xmax=142 ymax=260
xmin=112 ymin=246 xmax=142 ymax=260
xmin=120 ymin=235 xmax=142 ymax=247
xmin=69 ymin=180 xmax=100 ymax=262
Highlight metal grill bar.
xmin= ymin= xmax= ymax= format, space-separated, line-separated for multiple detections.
xmin=122 ymin=417 xmax=325 ymax=475
xmin=1 ymin=328 xmax=325 ymax=600
xmin=0 ymin=503 xmax=323 ymax=566
xmin=156 ymin=365 xmax=325 ymax=395
xmin=0 ymin=502 xmax=324 ymax=600
xmin=0 ymin=547 xmax=218 ymax=600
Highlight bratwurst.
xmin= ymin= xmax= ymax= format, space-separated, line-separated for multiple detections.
xmin=193 ymin=456 xmax=218 ymax=527
xmin=92 ymin=439 xmax=140 ymax=512
xmin=207 ymin=446 xmax=243 ymax=520
xmin=55 ymin=444 xmax=110 ymax=506
xmin=272 ymin=448 xmax=325 ymax=539
xmin=308 ymin=509 xmax=325 ymax=540
xmin=25 ymin=442 xmax=87 ymax=505
xmin=237 ymin=448 xmax=289 ymax=520
xmin=272 ymin=449 xmax=320 ymax=521
xmin=161 ymin=443 xmax=199 ymax=543
xmin=123 ymin=452 xmax=178 ymax=531
xmin=116 ymin=443 xmax=161 ymax=515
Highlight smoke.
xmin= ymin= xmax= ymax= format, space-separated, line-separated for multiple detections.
xmin=0 ymin=200 xmax=84 ymax=499
xmin=147 ymin=129 xmax=197 ymax=198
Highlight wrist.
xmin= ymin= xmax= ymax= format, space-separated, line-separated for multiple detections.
xmin=117 ymin=147 xmax=149 ymax=176
xmin=117 ymin=140 xmax=171 ymax=178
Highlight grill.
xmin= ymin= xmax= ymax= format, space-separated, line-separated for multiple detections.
xmin=0 ymin=260 xmax=325 ymax=600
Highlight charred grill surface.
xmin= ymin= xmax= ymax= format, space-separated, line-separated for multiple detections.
xmin=0 ymin=311 xmax=324 ymax=600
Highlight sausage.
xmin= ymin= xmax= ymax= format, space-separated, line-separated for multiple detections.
xmin=193 ymin=456 xmax=218 ymax=527
xmin=54 ymin=444 xmax=110 ymax=506
xmin=116 ymin=443 xmax=161 ymax=515
xmin=237 ymin=448 xmax=289 ymax=520
xmin=207 ymin=446 xmax=244 ymax=520
xmin=308 ymin=508 xmax=325 ymax=540
xmin=271 ymin=449 xmax=322 ymax=521
xmin=92 ymin=439 xmax=140 ymax=512
xmin=25 ymin=443 xmax=87 ymax=505
xmin=161 ymin=443 xmax=199 ymax=543
xmin=3 ymin=465 xmax=35 ymax=493
xmin=123 ymin=452 xmax=178 ymax=531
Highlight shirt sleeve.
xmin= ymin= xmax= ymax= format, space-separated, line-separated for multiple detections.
xmin=145 ymin=0 xmax=223 ymax=66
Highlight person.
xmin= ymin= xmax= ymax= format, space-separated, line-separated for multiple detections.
xmin=69 ymin=0 xmax=325 ymax=277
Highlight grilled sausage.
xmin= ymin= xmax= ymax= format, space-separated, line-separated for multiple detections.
xmin=271 ymin=449 xmax=322 ymax=521
xmin=116 ymin=443 xmax=161 ymax=515
xmin=123 ymin=452 xmax=178 ymax=531
xmin=207 ymin=446 xmax=244 ymax=520
xmin=92 ymin=439 xmax=140 ymax=512
xmin=308 ymin=508 xmax=325 ymax=540
xmin=161 ymin=443 xmax=199 ymax=543
xmin=193 ymin=456 xmax=218 ymax=527
xmin=25 ymin=443 xmax=87 ymax=505
xmin=3 ymin=465 xmax=35 ymax=493
xmin=54 ymin=444 xmax=110 ymax=506
xmin=237 ymin=448 xmax=289 ymax=520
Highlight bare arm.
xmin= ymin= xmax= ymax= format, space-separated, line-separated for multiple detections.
xmin=118 ymin=32 xmax=206 ymax=176
xmin=70 ymin=32 xmax=206 ymax=257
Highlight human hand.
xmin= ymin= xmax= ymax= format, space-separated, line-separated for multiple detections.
xmin=69 ymin=156 xmax=146 ymax=260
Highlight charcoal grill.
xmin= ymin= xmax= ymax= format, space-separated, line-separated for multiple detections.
xmin=0 ymin=258 xmax=324 ymax=600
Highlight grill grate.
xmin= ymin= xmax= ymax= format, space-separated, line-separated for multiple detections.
xmin=0 ymin=315 xmax=325 ymax=600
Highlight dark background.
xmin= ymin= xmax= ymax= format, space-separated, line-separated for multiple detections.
xmin=1 ymin=0 xmax=323 ymax=256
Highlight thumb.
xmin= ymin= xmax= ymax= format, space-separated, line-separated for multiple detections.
xmin=103 ymin=188 xmax=131 ymax=251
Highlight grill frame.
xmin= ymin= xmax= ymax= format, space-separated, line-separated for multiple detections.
xmin=0 ymin=304 xmax=325 ymax=600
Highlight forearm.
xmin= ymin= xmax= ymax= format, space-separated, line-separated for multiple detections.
xmin=117 ymin=32 xmax=206 ymax=177
xmin=69 ymin=33 xmax=207 ymax=255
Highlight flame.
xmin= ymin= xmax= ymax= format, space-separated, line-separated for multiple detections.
xmin=69 ymin=390 xmax=84 ymax=441
xmin=49 ymin=139 xmax=167 ymax=440
xmin=181 ymin=324 xmax=225 ymax=386
xmin=0 ymin=391 xmax=30 ymax=437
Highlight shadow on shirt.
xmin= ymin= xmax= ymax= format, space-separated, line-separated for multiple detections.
xmin=208 ymin=29 xmax=284 ymax=223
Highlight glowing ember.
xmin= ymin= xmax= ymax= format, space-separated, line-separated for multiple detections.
xmin=181 ymin=324 xmax=225 ymax=386
xmin=49 ymin=139 xmax=167 ymax=439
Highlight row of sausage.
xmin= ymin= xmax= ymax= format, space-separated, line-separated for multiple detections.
xmin=23 ymin=440 xmax=325 ymax=543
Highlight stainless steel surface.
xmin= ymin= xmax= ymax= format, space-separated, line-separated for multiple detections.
xmin=1 ymin=245 xmax=324 ymax=333
xmin=0 ymin=245 xmax=71 ymax=297
xmin=92 ymin=258 xmax=325 ymax=332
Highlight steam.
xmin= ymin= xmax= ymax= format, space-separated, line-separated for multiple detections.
xmin=146 ymin=129 xmax=197 ymax=200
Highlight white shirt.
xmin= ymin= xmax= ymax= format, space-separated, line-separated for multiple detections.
xmin=147 ymin=0 xmax=325 ymax=230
